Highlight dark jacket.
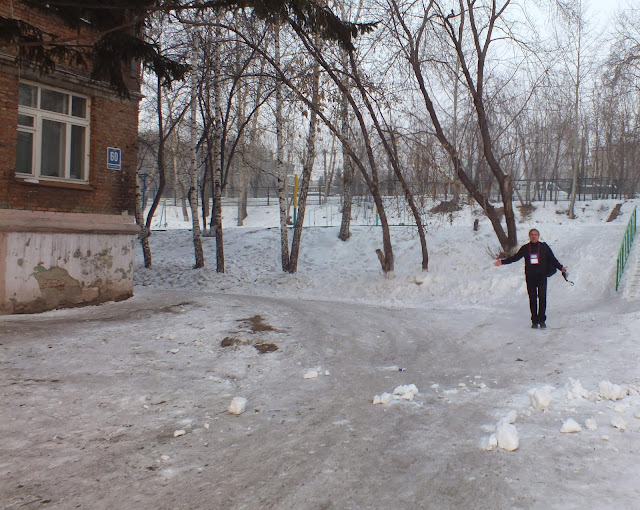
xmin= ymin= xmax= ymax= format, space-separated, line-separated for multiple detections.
xmin=501 ymin=242 xmax=562 ymax=278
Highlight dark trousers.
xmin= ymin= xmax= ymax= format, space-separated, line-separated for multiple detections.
xmin=526 ymin=274 xmax=547 ymax=324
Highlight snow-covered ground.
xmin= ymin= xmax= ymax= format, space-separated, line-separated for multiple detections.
xmin=2 ymin=197 xmax=640 ymax=509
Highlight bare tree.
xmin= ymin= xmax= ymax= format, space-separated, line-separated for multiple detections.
xmin=387 ymin=0 xmax=521 ymax=253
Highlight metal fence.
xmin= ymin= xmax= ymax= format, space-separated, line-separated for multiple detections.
xmin=616 ymin=206 xmax=638 ymax=291
xmin=219 ymin=177 xmax=638 ymax=204
xmin=142 ymin=177 xmax=638 ymax=209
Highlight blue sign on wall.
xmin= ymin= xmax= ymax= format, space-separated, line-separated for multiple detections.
xmin=107 ymin=147 xmax=122 ymax=170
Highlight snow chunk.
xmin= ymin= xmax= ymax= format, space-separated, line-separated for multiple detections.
xmin=635 ymin=408 xmax=640 ymax=419
xmin=501 ymin=410 xmax=518 ymax=425
xmin=303 ymin=369 xmax=319 ymax=379
xmin=393 ymin=384 xmax=419 ymax=401
xmin=564 ymin=378 xmax=590 ymax=400
xmin=173 ymin=430 xmax=186 ymax=437
xmin=599 ymin=381 xmax=627 ymax=401
xmin=372 ymin=393 xmax=392 ymax=405
xmin=611 ymin=415 xmax=626 ymax=431
xmin=528 ymin=386 xmax=555 ymax=412
xmin=480 ymin=434 xmax=498 ymax=451
xmin=585 ymin=418 xmax=598 ymax=431
xmin=496 ymin=422 xmax=519 ymax=451
xmin=560 ymin=418 xmax=582 ymax=433
xmin=228 ymin=397 xmax=248 ymax=415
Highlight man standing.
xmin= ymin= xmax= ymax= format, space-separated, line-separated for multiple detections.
xmin=494 ymin=229 xmax=567 ymax=329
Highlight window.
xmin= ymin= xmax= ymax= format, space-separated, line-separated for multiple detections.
xmin=16 ymin=83 xmax=90 ymax=182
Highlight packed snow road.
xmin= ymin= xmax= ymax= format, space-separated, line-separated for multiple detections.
xmin=2 ymin=289 xmax=639 ymax=509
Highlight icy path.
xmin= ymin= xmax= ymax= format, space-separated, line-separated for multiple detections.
xmin=2 ymin=289 xmax=640 ymax=509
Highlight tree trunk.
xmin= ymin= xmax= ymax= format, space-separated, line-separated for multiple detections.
xmin=289 ymin=40 xmax=320 ymax=273
xmin=212 ymin=25 xmax=225 ymax=272
xmin=274 ymin=24 xmax=290 ymax=271
xmin=189 ymin=46 xmax=204 ymax=269
xmin=134 ymin=175 xmax=152 ymax=268
xmin=347 ymin=50 xmax=429 ymax=269
xmin=338 ymin=69 xmax=353 ymax=242
xmin=141 ymin=74 xmax=168 ymax=268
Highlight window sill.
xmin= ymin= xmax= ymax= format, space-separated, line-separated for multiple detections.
xmin=14 ymin=175 xmax=94 ymax=191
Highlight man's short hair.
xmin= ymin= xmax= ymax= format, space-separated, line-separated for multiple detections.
xmin=529 ymin=229 xmax=540 ymax=236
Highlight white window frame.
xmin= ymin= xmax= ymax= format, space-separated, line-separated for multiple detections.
xmin=16 ymin=82 xmax=91 ymax=183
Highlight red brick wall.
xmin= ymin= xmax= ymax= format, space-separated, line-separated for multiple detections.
xmin=0 ymin=0 xmax=139 ymax=91
xmin=0 ymin=73 xmax=15 ymax=206
xmin=0 ymin=0 xmax=140 ymax=216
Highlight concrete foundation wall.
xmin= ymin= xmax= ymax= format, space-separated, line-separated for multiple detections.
xmin=0 ymin=210 xmax=139 ymax=314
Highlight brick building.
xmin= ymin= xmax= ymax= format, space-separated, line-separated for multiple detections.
xmin=0 ymin=0 xmax=141 ymax=313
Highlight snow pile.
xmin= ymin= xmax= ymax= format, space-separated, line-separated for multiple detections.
xmin=393 ymin=384 xmax=419 ymax=401
xmin=483 ymin=411 xmax=519 ymax=451
xmin=372 ymin=393 xmax=392 ymax=405
xmin=528 ymin=386 xmax=555 ymax=412
xmin=495 ymin=422 xmax=519 ymax=451
xmin=564 ymin=378 xmax=591 ymax=400
xmin=303 ymin=369 xmax=319 ymax=379
xmin=585 ymin=418 xmax=598 ymax=431
xmin=560 ymin=418 xmax=582 ymax=433
xmin=303 ymin=367 xmax=330 ymax=379
xmin=228 ymin=397 xmax=248 ymax=415
xmin=373 ymin=384 xmax=419 ymax=405
xmin=136 ymin=199 xmax=637 ymax=313
xmin=598 ymin=381 xmax=628 ymax=401
xmin=485 ymin=377 xmax=640 ymax=449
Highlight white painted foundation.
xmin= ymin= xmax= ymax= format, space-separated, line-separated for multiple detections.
xmin=0 ymin=210 xmax=139 ymax=314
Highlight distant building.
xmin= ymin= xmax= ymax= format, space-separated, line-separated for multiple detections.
xmin=0 ymin=0 xmax=140 ymax=314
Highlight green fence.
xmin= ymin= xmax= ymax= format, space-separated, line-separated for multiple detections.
xmin=616 ymin=206 xmax=638 ymax=291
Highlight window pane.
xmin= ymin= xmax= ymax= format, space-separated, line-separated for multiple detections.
xmin=19 ymin=84 xmax=37 ymax=107
xmin=16 ymin=131 xmax=34 ymax=174
xmin=71 ymin=96 xmax=87 ymax=118
xmin=70 ymin=125 xmax=86 ymax=179
xmin=41 ymin=88 xmax=69 ymax=114
xmin=41 ymin=119 xmax=66 ymax=177
xmin=18 ymin=114 xmax=34 ymax=127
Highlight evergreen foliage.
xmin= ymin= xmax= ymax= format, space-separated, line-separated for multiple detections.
xmin=0 ymin=0 xmax=375 ymax=97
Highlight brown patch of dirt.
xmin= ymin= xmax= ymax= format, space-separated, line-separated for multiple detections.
xmin=430 ymin=199 xmax=462 ymax=214
xmin=606 ymin=203 xmax=623 ymax=222
xmin=237 ymin=315 xmax=280 ymax=333
xmin=221 ymin=336 xmax=245 ymax=347
xmin=254 ymin=343 xmax=278 ymax=354
xmin=517 ymin=203 xmax=536 ymax=219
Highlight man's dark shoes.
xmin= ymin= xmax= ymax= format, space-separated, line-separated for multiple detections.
xmin=531 ymin=323 xmax=539 ymax=329
xmin=539 ymin=322 xmax=547 ymax=329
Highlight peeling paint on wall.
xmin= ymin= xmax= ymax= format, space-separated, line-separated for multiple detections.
xmin=32 ymin=266 xmax=99 ymax=308
xmin=2 ymin=232 xmax=135 ymax=314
